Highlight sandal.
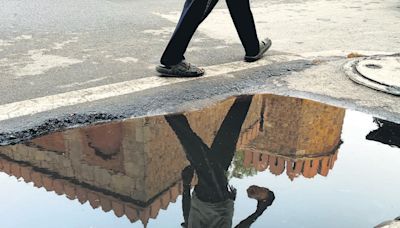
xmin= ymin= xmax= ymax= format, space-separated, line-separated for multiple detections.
xmin=244 ymin=38 xmax=272 ymax=62
xmin=156 ymin=60 xmax=205 ymax=77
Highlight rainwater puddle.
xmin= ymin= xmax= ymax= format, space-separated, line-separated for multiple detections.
xmin=0 ymin=94 xmax=399 ymax=228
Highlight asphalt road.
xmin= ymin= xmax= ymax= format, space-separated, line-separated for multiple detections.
xmin=0 ymin=0 xmax=399 ymax=143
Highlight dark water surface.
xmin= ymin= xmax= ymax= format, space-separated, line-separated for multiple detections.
xmin=0 ymin=94 xmax=399 ymax=228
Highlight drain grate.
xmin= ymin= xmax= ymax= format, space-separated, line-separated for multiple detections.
xmin=344 ymin=54 xmax=400 ymax=95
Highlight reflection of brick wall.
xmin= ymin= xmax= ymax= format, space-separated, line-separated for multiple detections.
xmin=188 ymin=98 xmax=236 ymax=147
xmin=140 ymin=95 xmax=264 ymax=198
xmin=30 ymin=132 xmax=66 ymax=153
xmin=80 ymin=122 xmax=125 ymax=173
xmin=134 ymin=116 xmax=188 ymax=200
xmin=0 ymin=119 xmax=188 ymax=202
xmin=188 ymin=95 xmax=264 ymax=147
xmin=0 ymin=95 xmax=264 ymax=198
xmin=0 ymin=94 xmax=346 ymax=224
xmin=0 ymin=94 xmax=343 ymax=197
xmin=250 ymin=95 xmax=345 ymax=156
xmin=239 ymin=95 xmax=345 ymax=180
xmin=0 ymin=95 xmax=264 ymax=226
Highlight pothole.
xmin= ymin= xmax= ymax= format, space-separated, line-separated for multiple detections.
xmin=0 ymin=94 xmax=399 ymax=227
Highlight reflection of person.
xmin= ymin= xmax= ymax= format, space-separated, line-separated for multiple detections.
xmin=156 ymin=0 xmax=272 ymax=77
xmin=165 ymin=95 xmax=275 ymax=228
xmin=236 ymin=185 xmax=274 ymax=228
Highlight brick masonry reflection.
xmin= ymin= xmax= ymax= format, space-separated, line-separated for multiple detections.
xmin=0 ymin=94 xmax=346 ymax=225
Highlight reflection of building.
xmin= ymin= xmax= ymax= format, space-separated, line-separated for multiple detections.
xmin=0 ymin=118 xmax=189 ymax=226
xmin=0 ymin=94 xmax=346 ymax=225
xmin=366 ymin=118 xmax=400 ymax=148
xmin=239 ymin=95 xmax=345 ymax=180
xmin=0 ymin=96 xmax=263 ymax=226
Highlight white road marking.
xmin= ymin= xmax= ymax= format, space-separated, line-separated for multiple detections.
xmin=0 ymin=54 xmax=301 ymax=122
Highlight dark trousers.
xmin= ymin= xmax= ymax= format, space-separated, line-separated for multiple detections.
xmin=160 ymin=0 xmax=260 ymax=66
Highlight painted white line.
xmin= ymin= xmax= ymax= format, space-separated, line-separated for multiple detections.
xmin=0 ymin=55 xmax=301 ymax=121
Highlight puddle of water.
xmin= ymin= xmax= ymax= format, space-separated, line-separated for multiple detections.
xmin=0 ymin=94 xmax=399 ymax=228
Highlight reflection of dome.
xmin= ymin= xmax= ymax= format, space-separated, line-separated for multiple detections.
xmin=237 ymin=94 xmax=345 ymax=180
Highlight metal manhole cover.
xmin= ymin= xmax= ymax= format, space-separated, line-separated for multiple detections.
xmin=344 ymin=54 xmax=400 ymax=95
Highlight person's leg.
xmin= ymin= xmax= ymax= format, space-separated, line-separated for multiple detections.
xmin=160 ymin=0 xmax=219 ymax=66
xmin=165 ymin=114 xmax=229 ymax=202
xmin=181 ymin=165 xmax=194 ymax=227
xmin=165 ymin=114 xmax=210 ymax=164
xmin=210 ymin=95 xmax=253 ymax=170
xmin=225 ymin=0 xmax=260 ymax=56
xmin=200 ymin=0 xmax=220 ymax=23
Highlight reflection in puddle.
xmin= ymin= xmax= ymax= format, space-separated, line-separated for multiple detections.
xmin=239 ymin=95 xmax=344 ymax=180
xmin=0 ymin=94 xmax=399 ymax=227
xmin=366 ymin=118 xmax=400 ymax=148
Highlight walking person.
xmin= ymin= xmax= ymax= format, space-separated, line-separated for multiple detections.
xmin=165 ymin=95 xmax=275 ymax=227
xmin=156 ymin=0 xmax=272 ymax=77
